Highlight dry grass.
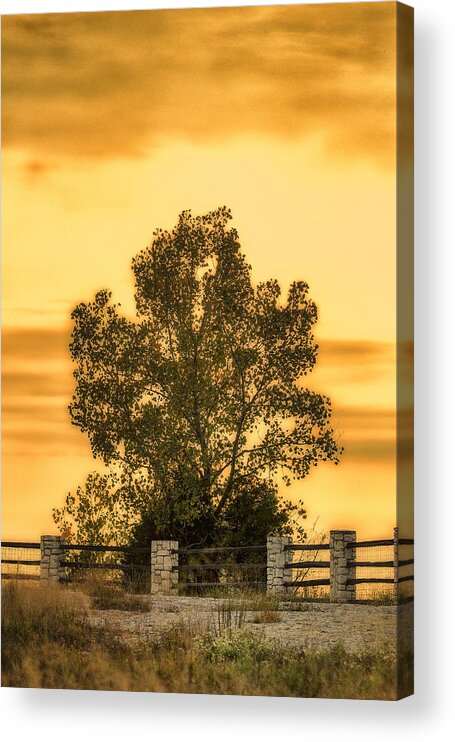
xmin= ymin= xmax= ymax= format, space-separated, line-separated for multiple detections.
xmin=211 ymin=598 xmax=246 ymax=634
xmin=208 ymin=591 xmax=282 ymax=627
xmin=1 ymin=581 xmax=413 ymax=699
xmin=244 ymin=592 xmax=282 ymax=623
xmin=78 ymin=576 xmax=150 ymax=612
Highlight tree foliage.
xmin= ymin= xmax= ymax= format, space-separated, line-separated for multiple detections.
xmin=56 ymin=207 xmax=341 ymax=546
xmin=52 ymin=470 xmax=144 ymax=546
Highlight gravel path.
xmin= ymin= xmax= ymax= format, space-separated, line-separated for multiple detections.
xmin=88 ymin=596 xmax=413 ymax=654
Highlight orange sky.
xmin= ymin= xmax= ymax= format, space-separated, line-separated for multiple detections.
xmin=1 ymin=3 xmax=413 ymax=541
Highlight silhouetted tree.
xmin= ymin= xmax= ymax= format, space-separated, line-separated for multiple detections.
xmin=55 ymin=207 xmax=341 ymax=546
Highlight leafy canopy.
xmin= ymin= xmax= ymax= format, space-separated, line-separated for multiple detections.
xmin=58 ymin=207 xmax=341 ymax=545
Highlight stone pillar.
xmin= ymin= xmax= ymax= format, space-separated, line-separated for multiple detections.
xmin=151 ymin=540 xmax=178 ymax=595
xmin=267 ymin=535 xmax=292 ymax=594
xmin=40 ymin=535 xmax=64 ymax=583
xmin=330 ymin=530 xmax=356 ymax=603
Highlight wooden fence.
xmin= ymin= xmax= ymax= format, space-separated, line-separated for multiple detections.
xmin=1 ymin=528 xmax=414 ymax=603
xmin=175 ymin=544 xmax=267 ymax=592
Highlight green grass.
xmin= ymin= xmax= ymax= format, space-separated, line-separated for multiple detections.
xmin=1 ymin=581 xmax=412 ymax=698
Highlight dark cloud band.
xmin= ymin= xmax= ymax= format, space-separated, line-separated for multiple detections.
xmin=2 ymin=325 xmax=408 ymax=461
xmin=2 ymin=3 xmax=397 ymax=163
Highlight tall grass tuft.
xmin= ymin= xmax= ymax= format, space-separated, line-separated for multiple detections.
xmin=211 ymin=598 xmax=246 ymax=635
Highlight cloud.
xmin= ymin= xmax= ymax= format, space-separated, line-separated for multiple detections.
xmin=1 ymin=3 xmax=398 ymax=164
xmin=2 ymin=326 xmax=77 ymax=455
xmin=1 ymin=370 xmax=71 ymax=398
xmin=2 ymin=326 xmax=71 ymax=363
xmin=2 ymin=427 xmax=88 ymax=457
xmin=330 ymin=405 xmax=413 ymax=462
xmin=2 ymin=325 xmax=408 ymax=462
xmin=342 ymin=438 xmax=396 ymax=461
xmin=22 ymin=159 xmax=59 ymax=180
xmin=318 ymin=339 xmax=394 ymax=364
xmin=315 ymin=338 xmax=396 ymax=384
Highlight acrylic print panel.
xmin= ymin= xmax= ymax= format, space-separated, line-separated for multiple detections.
xmin=1 ymin=2 xmax=414 ymax=699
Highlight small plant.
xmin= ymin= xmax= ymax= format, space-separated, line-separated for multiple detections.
xmin=212 ymin=598 xmax=246 ymax=635
xmin=197 ymin=632 xmax=278 ymax=664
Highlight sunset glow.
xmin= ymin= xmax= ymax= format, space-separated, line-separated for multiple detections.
xmin=1 ymin=3 xmax=412 ymax=540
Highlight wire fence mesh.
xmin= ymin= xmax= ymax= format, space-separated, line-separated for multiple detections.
xmin=1 ymin=544 xmax=41 ymax=580
xmin=60 ymin=546 xmax=151 ymax=593
xmin=1 ymin=537 xmax=413 ymax=602
xmin=176 ymin=546 xmax=267 ymax=595
xmin=353 ymin=541 xmax=414 ymax=601
xmin=285 ymin=545 xmax=330 ymax=600
xmin=284 ymin=538 xmax=414 ymax=602
xmin=354 ymin=543 xmax=394 ymax=601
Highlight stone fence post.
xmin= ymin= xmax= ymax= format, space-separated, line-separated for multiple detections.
xmin=329 ymin=530 xmax=356 ymax=603
xmin=151 ymin=540 xmax=179 ymax=595
xmin=40 ymin=535 xmax=65 ymax=583
xmin=267 ymin=535 xmax=292 ymax=594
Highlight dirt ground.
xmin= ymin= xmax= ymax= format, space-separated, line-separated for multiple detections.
xmin=87 ymin=595 xmax=413 ymax=654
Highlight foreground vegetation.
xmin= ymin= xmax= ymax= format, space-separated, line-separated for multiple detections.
xmin=1 ymin=582 xmax=411 ymax=699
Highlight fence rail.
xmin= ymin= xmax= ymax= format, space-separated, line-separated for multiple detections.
xmin=285 ymin=560 xmax=330 ymax=568
xmin=2 ymin=559 xmax=41 ymax=566
xmin=348 ymin=559 xmax=414 ymax=568
xmin=348 ymin=575 xmax=415 ymax=585
xmin=284 ymin=578 xmax=330 ymax=588
xmin=176 ymin=562 xmax=267 ymax=571
xmin=173 ymin=544 xmax=267 ymax=555
xmin=279 ymin=530 xmax=414 ymax=601
xmin=177 ymin=581 xmax=263 ymax=589
xmin=60 ymin=561 xmax=150 ymax=571
xmin=61 ymin=544 xmax=149 ymax=553
xmin=348 ymin=538 xmax=413 ymax=548
xmin=284 ymin=543 xmax=330 ymax=551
